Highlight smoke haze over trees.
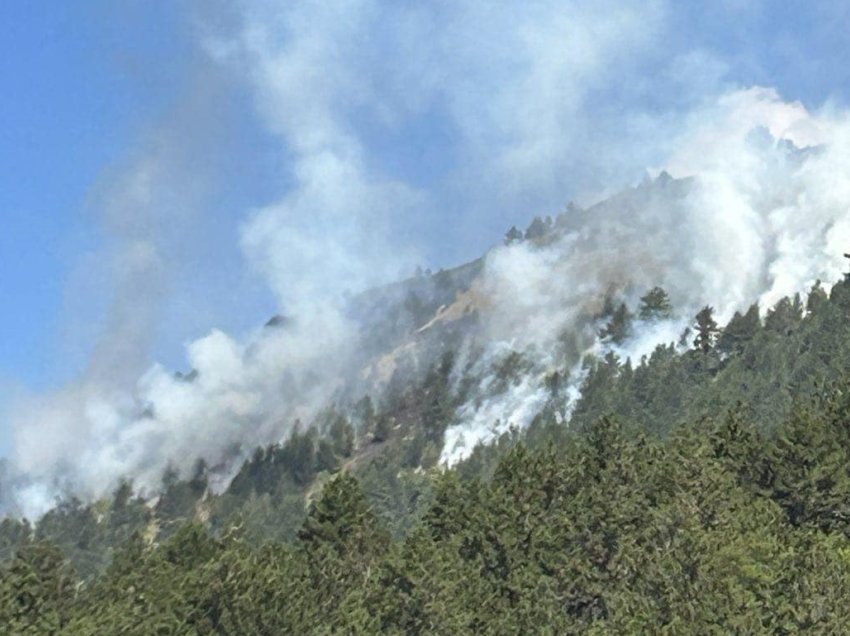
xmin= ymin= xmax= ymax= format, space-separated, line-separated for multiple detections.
xmin=5 ymin=0 xmax=850 ymax=518
xmin=6 ymin=2 xmax=850 ymax=630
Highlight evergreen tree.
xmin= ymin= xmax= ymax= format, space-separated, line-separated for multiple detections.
xmin=403 ymin=291 xmax=427 ymax=327
xmin=599 ymin=302 xmax=633 ymax=344
xmin=421 ymin=351 xmax=455 ymax=443
xmin=329 ymin=415 xmax=355 ymax=458
xmin=717 ymin=304 xmax=760 ymax=356
xmin=0 ymin=518 xmax=31 ymax=563
xmin=638 ymin=286 xmax=673 ymax=321
xmin=524 ymin=216 xmax=548 ymax=240
xmin=372 ymin=414 xmax=392 ymax=444
xmin=693 ymin=306 xmax=719 ymax=353
xmin=315 ymin=439 xmax=340 ymax=473
xmin=0 ymin=542 xmax=78 ymax=632
xmin=354 ymin=395 xmax=376 ymax=434
xmin=284 ymin=430 xmax=317 ymax=486
xmin=504 ymin=226 xmax=523 ymax=245
xmin=806 ymin=280 xmax=828 ymax=315
xmin=765 ymin=294 xmax=803 ymax=335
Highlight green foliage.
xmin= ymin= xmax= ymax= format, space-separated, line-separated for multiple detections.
xmin=0 ymin=517 xmax=31 ymax=562
xmin=693 ymin=305 xmax=719 ymax=353
xmin=316 ymin=438 xmax=341 ymax=473
xmin=599 ymin=302 xmax=633 ymax=344
xmin=372 ymin=414 xmax=392 ymax=443
xmin=12 ymin=277 xmax=850 ymax=631
xmin=10 ymin=387 xmax=850 ymax=632
xmin=717 ymin=303 xmax=759 ymax=355
xmin=0 ymin=542 xmax=78 ymax=633
xmin=354 ymin=394 xmax=376 ymax=435
xmin=328 ymin=414 xmax=355 ymax=458
xmin=155 ymin=462 xmax=208 ymax=540
xmin=638 ymin=285 xmax=673 ymax=321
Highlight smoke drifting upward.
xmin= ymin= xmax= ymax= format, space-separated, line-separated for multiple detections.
xmin=4 ymin=63 xmax=254 ymax=515
xmin=443 ymin=88 xmax=850 ymax=461
xmin=6 ymin=0 xmax=850 ymax=516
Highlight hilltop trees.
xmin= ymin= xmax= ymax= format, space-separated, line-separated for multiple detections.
xmin=504 ymin=226 xmax=523 ymax=245
xmin=524 ymin=216 xmax=550 ymax=240
xmin=0 ymin=542 xmax=77 ymax=633
xmin=14 ymin=380 xmax=850 ymax=633
xmin=765 ymin=294 xmax=804 ymax=335
xmin=11 ymin=274 xmax=850 ymax=631
xmin=329 ymin=415 xmax=355 ymax=459
xmin=717 ymin=304 xmax=760 ymax=356
xmin=638 ymin=286 xmax=673 ymax=320
xmin=599 ymin=302 xmax=633 ymax=344
xmin=503 ymin=214 xmax=557 ymax=245
xmin=693 ymin=305 xmax=719 ymax=353
xmin=599 ymin=286 xmax=672 ymax=346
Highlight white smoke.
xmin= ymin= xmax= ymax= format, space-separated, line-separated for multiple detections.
xmin=230 ymin=2 xmax=424 ymax=314
xmin=7 ymin=0 xmax=850 ymax=515
xmin=441 ymin=88 xmax=850 ymax=462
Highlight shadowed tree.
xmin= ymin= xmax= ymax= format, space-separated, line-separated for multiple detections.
xmin=504 ymin=226 xmax=523 ymax=245
xmin=717 ymin=304 xmax=760 ymax=356
xmin=600 ymin=303 xmax=633 ymax=345
xmin=638 ymin=286 xmax=673 ymax=321
xmin=693 ymin=306 xmax=719 ymax=354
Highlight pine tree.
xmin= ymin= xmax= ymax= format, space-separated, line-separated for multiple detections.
xmin=717 ymin=304 xmax=760 ymax=355
xmin=297 ymin=473 xmax=390 ymax=629
xmin=765 ymin=295 xmax=803 ymax=335
xmin=524 ymin=216 xmax=548 ymax=240
xmin=284 ymin=430 xmax=317 ymax=486
xmin=0 ymin=518 xmax=32 ymax=563
xmin=638 ymin=286 xmax=673 ymax=321
xmin=0 ymin=542 xmax=78 ymax=632
xmin=599 ymin=303 xmax=633 ymax=344
xmin=354 ymin=395 xmax=376 ymax=434
xmin=299 ymin=473 xmax=389 ymax=559
xmin=329 ymin=415 xmax=355 ymax=458
xmin=315 ymin=439 xmax=340 ymax=473
xmin=504 ymin=226 xmax=523 ymax=245
xmin=806 ymin=280 xmax=827 ymax=315
xmin=372 ymin=414 xmax=392 ymax=444
xmin=693 ymin=306 xmax=719 ymax=354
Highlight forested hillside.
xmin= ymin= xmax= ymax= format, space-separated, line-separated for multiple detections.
xmin=5 ymin=266 xmax=850 ymax=631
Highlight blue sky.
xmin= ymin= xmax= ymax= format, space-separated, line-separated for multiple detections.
xmin=0 ymin=3 xmax=281 ymax=393
xmin=3 ymin=1 xmax=850 ymax=457
xmin=1 ymin=3 xmax=186 ymax=390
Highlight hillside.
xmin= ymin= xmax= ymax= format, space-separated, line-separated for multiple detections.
xmin=5 ymin=168 xmax=850 ymax=630
xmin=5 ymin=269 xmax=850 ymax=630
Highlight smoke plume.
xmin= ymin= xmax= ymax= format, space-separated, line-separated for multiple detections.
xmin=5 ymin=1 xmax=850 ymax=516
xmin=444 ymin=88 xmax=850 ymax=461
